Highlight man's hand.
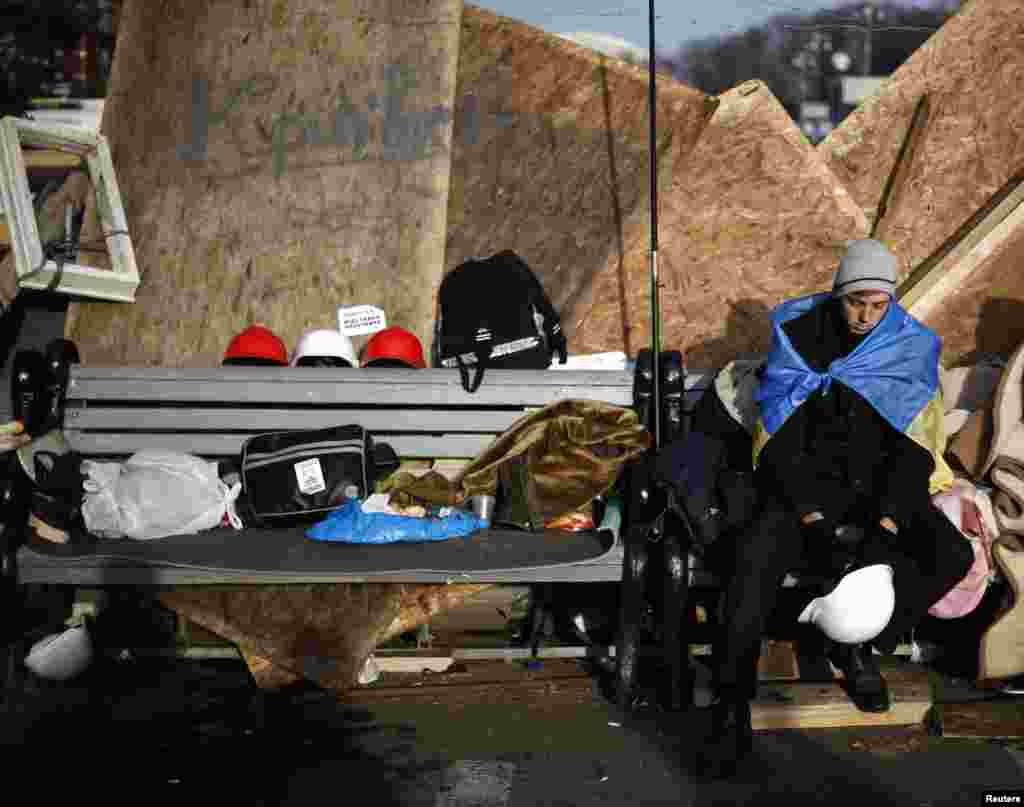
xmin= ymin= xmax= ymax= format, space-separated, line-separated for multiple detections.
xmin=801 ymin=510 xmax=838 ymax=541
xmin=0 ymin=421 xmax=30 ymax=453
xmin=879 ymin=516 xmax=899 ymax=534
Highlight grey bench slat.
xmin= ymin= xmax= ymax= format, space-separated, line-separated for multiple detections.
xmin=65 ymin=430 xmax=497 ymax=460
xmin=67 ymin=367 xmax=635 ymax=407
xmin=69 ymin=366 xmax=639 ymax=386
xmin=66 ymin=406 xmax=533 ymax=434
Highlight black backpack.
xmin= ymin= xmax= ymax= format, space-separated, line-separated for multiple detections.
xmin=436 ymin=251 xmax=568 ymax=392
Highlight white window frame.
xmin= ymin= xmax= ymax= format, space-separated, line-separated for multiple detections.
xmin=0 ymin=116 xmax=139 ymax=302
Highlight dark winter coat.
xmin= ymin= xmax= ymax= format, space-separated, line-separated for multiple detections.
xmin=757 ymin=298 xmax=935 ymax=529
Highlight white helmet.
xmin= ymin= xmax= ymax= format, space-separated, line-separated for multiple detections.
xmin=24 ymin=625 xmax=94 ymax=681
xmin=798 ymin=564 xmax=896 ymax=644
xmin=292 ymin=329 xmax=357 ymax=368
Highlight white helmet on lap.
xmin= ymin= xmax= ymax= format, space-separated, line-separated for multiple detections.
xmin=292 ymin=329 xmax=357 ymax=368
xmin=24 ymin=624 xmax=94 ymax=681
xmin=798 ymin=564 xmax=896 ymax=644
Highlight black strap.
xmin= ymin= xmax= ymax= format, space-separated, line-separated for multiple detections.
xmin=500 ymin=251 xmax=567 ymax=364
xmin=456 ymin=351 xmax=487 ymax=394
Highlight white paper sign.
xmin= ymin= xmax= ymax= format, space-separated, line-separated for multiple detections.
xmin=338 ymin=305 xmax=387 ymax=337
xmin=294 ymin=457 xmax=326 ymax=495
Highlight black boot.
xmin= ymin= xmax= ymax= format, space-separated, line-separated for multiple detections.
xmin=41 ymin=338 xmax=79 ymax=434
xmin=828 ymin=642 xmax=891 ymax=713
xmin=697 ymin=697 xmax=753 ymax=779
xmin=25 ymin=451 xmax=91 ymax=556
xmin=11 ymin=350 xmax=49 ymax=437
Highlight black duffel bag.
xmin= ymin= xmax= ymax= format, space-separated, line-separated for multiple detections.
xmin=238 ymin=424 xmax=397 ymax=526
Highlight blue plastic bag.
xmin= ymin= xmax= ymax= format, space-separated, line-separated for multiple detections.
xmin=306 ymin=500 xmax=486 ymax=544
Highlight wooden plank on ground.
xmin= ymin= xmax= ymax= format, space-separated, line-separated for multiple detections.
xmin=934 ymin=701 xmax=1024 ymax=739
xmin=373 ymin=655 xmax=455 ymax=674
xmin=751 ymin=666 xmax=931 ymax=731
xmin=346 ymin=658 xmax=596 ymax=706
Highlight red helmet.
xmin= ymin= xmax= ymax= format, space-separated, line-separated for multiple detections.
xmin=223 ymin=325 xmax=288 ymax=366
xmin=363 ymin=327 xmax=426 ymax=368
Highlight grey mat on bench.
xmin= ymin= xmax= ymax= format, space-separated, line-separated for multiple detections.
xmin=20 ymin=524 xmax=617 ymax=577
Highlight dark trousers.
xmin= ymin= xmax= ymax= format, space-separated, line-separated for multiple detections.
xmin=714 ymin=492 xmax=974 ymax=701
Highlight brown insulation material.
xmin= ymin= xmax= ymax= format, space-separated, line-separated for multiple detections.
xmin=379 ymin=582 xmax=493 ymax=641
xmin=921 ymin=217 xmax=1024 ymax=367
xmin=576 ymin=81 xmax=870 ymax=367
xmin=64 ymin=0 xmax=463 ymax=365
xmin=817 ymin=0 xmax=1024 ymax=282
xmin=158 ymin=586 xmax=402 ymax=691
xmin=159 ymin=582 xmax=493 ymax=693
xmin=445 ymin=5 xmax=715 ymax=358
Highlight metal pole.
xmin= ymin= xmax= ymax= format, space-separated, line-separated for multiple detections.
xmin=863 ymin=2 xmax=874 ymax=77
xmin=648 ymin=0 xmax=662 ymax=450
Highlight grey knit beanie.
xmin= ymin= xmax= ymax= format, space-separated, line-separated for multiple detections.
xmin=832 ymin=239 xmax=898 ymax=298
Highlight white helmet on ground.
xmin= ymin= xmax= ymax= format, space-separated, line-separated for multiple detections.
xmin=798 ymin=564 xmax=896 ymax=644
xmin=292 ymin=329 xmax=357 ymax=368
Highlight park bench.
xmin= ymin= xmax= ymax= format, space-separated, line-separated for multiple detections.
xmin=13 ymin=365 xmax=663 ymax=586
xmin=7 ymin=363 xmax=862 ymax=711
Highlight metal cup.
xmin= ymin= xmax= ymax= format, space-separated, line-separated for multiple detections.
xmin=471 ymin=494 xmax=496 ymax=523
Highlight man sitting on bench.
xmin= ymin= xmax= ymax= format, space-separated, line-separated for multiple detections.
xmin=700 ymin=239 xmax=974 ymax=778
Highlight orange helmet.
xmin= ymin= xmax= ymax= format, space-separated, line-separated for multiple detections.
xmin=223 ymin=325 xmax=288 ymax=366
xmin=363 ymin=327 xmax=426 ymax=368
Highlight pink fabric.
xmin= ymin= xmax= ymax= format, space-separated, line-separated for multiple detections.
xmin=928 ymin=488 xmax=995 ymax=619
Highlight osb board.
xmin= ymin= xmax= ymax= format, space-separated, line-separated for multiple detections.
xmin=576 ymin=81 xmax=870 ymax=366
xmin=935 ymin=701 xmax=1024 ymax=738
xmin=63 ymin=0 xmax=463 ymax=365
xmin=444 ymin=6 xmax=714 ymax=357
xmin=921 ymin=211 xmax=1024 ymax=366
xmin=241 ymin=649 xmax=303 ymax=688
xmin=751 ymin=667 xmax=931 ymax=731
xmin=158 ymin=583 xmax=491 ymax=692
xmin=817 ymin=0 xmax=1024 ymax=282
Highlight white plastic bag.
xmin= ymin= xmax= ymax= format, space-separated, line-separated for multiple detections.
xmin=81 ymin=450 xmax=242 ymax=540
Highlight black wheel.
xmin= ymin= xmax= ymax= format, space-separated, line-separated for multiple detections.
xmin=615 ymin=526 xmax=648 ymax=711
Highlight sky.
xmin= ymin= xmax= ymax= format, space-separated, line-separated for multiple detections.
xmin=474 ymin=1 xmax=942 ymax=55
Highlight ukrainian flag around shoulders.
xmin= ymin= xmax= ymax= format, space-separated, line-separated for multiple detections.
xmin=751 ymin=293 xmax=953 ymax=495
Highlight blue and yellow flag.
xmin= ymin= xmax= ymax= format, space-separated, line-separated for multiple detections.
xmin=751 ymin=293 xmax=952 ymax=494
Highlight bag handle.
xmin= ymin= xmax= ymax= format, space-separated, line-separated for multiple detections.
xmin=456 ymin=351 xmax=487 ymax=393
xmin=454 ymin=316 xmax=492 ymax=393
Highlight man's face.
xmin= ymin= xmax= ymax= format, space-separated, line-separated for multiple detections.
xmin=840 ymin=290 xmax=890 ymax=336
